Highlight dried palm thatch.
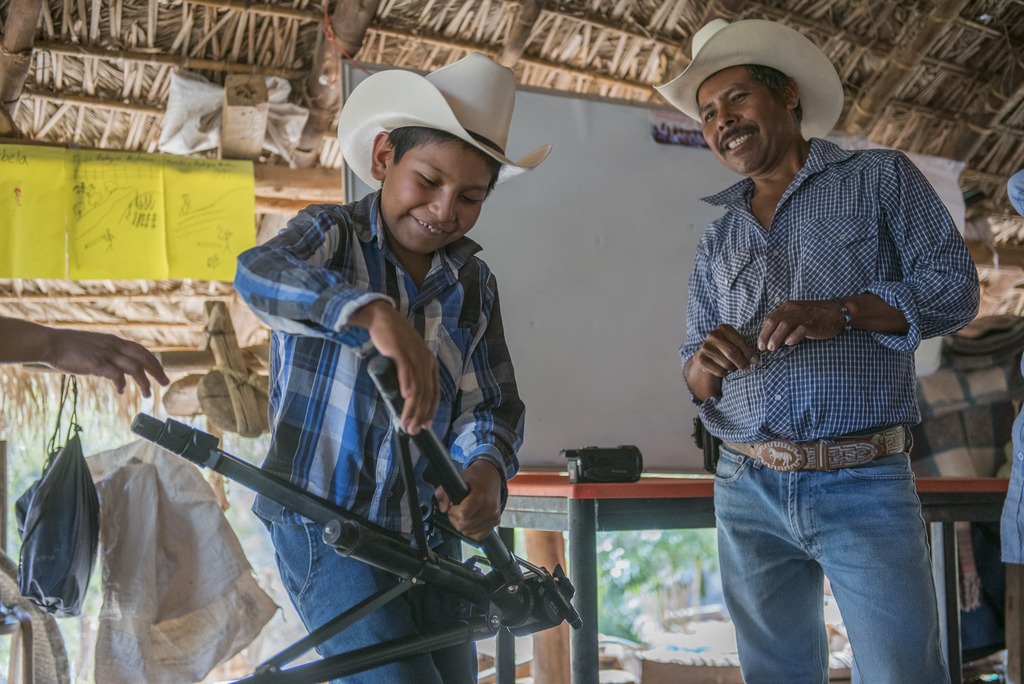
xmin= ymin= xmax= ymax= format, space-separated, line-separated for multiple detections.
xmin=0 ymin=0 xmax=1023 ymax=414
xmin=0 ymin=365 xmax=150 ymax=448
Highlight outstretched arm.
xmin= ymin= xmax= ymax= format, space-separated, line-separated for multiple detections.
xmin=0 ymin=317 xmax=169 ymax=396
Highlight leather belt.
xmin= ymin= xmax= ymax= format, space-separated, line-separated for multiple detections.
xmin=722 ymin=426 xmax=908 ymax=472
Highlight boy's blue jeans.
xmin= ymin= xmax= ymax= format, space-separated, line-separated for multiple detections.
xmin=266 ymin=518 xmax=477 ymax=684
xmin=715 ymin=448 xmax=949 ymax=684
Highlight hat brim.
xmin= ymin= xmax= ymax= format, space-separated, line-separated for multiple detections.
xmin=338 ymin=70 xmax=550 ymax=188
xmin=655 ymin=20 xmax=844 ymax=140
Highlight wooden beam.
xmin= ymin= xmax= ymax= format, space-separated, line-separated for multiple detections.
xmin=967 ymin=240 xmax=1024 ymax=271
xmin=368 ymin=27 xmax=654 ymax=96
xmin=220 ymin=74 xmax=269 ymax=160
xmin=842 ymin=0 xmax=972 ymax=135
xmin=36 ymin=41 xmax=306 ymax=79
xmin=155 ymin=343 xmax=269 ymax=373
xmin=181 ymin=0 xmax=312 ymax=22
xmin=24 ymin=88 xmax=165 ymax=116
xmin=0 ymin=0 xmax=45 ymax=111
xmin=255 ymin=197 xmax=321 ymax=214
xmin=525 ymin=529 xmax=570 ymax=684
xmin=498 ymin=0 xmax=546 ymax=68
xmin=293 ymin=0 xmax=381 ymax=169
xmin=253 ymin=164 xmax=342 ymax=201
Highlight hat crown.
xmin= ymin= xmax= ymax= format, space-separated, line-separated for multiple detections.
xmin=691 ymin=18 xmax=729 ymax=60
xmin=425 ymin=52 xmax=515 ymax=153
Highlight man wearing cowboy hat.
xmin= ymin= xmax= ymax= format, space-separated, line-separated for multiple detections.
xmin=1004 ymin=170 xmax=1024 ymax=570
xmin=659 ymin=18 xmax=978 ymax=682
xmin=235 ymin=52 xmax=549 ymax=682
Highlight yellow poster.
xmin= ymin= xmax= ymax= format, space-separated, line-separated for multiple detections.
xmin=163 ymin=156 xmax=255 ymax=281
xmin=0 ymin=145 xmax=255 ymax=280
xmin=67 ymin=150 xmax=168 ymax=279
xmin=0 ymin=145 xmax=68 ymax=278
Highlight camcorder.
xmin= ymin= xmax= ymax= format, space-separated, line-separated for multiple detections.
xmin=561 ymin=445 xmax=643 ymax=484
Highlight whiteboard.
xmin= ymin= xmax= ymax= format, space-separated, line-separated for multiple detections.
xmin=345 ymin=68 xmax=741 ymax=471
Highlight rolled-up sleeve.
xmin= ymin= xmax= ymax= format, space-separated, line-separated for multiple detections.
xmin=867 ymin=153 xmax=979 ymax=351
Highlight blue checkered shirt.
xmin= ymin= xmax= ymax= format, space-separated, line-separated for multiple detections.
xmin=681 ymin=138 xmax=980 ymax=443
xmin=234 ymin=192 xmax=523 ymax=533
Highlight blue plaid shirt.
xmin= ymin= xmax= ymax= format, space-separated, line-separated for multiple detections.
xmin=235 ymin=192 xmax=524 ymax=533
xmin=681 ymin=138 xmax=979 ymax=443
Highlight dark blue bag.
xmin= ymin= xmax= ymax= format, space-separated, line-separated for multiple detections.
xmin=15 ymin=376 xmax=100 ymax=617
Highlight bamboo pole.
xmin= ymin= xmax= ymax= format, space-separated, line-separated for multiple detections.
xmin=0 ymin=0 xmax=45 ymax=110
xmin=498 ymin=0 xmax=546 ymax=68
xmin=293 ymin=0 xmax=381 ymax=168
xmin=0 ymin=440 xmax=6 ymax=555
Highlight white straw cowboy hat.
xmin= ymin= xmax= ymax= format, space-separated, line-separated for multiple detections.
xmin=655 ymin=19 xmax=844 ymax=140
xmin=338 ymin=52 xmax=551 ymax=188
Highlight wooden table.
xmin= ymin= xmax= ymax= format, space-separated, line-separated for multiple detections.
xmin=498 ymin=472 xmax=1009 ymax=684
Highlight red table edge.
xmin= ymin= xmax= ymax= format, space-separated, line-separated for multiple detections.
xmin=506 ymin=471 xmax=1009 ymax=500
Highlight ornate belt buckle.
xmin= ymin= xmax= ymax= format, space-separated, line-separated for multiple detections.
xmin=752 ymin=439 xmax=807 ymax=472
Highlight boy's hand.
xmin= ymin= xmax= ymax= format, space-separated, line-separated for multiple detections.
xmin=436 ymin=460 xmax=503 ymax=541
xmin=352 ymin=301 xmax=439 ymax=434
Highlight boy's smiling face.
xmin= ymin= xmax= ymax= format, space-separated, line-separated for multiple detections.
xmin=371 ymin=131 xmax=493 ymax=279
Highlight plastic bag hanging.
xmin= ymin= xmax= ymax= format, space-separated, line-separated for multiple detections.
xmin=15 ymin=375 xmax=101 ymax=617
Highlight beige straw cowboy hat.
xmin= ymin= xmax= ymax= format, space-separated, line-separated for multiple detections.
xmin=655 ymin=19 xmax=844 ymax=140
xmin=338 ymin=52 xmax=551 ymax=188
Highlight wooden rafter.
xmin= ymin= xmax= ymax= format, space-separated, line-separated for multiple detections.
xmin=36 ymin=41 xmax=306 ymax=79
xmin=499 ymin=0 xmax=546 ymax=67
xmin=292 ymin=0 xmax=381 ymax=169
xmin=0 ymin=0 xmax=45 ymax=112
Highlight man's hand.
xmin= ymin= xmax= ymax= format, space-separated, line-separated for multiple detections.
xmin=0 ymin=318 xmax=169 ymax=397
xmin=690 ymin=324 xmax=760 ymax=377
xmin=351 ymin=301 xmax=439 ymax=434
xmin=436 ymin=460 xmax=503 ymax=541
xmin=757 ymin=299 xmax=849 ymax=350
xmin=48 ymin=329 xmax=170 ymax=397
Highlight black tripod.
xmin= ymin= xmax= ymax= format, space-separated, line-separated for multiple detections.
xmin=131 ymin=356 xmax=580 ymax=683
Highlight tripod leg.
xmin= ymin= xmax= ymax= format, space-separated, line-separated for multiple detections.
xmin=238 ymin=618 xmax=497 ymax=684
xmin=255 ymin=580 xmax=413 ymax=674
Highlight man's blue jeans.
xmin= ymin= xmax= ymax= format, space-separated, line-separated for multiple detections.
xmin=715 ymin=448 xmax=949 ymax=683
xmin=266 ymin=518 xmax=477 ymax=684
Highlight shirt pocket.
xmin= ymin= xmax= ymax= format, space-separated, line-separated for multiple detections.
xmin=431 ymin=326 xmax=473 ymax=428
xmin=711 ymin=249 xmax=765 ymax=329
xmin=799 ymin=216 xmax=878 ymax=294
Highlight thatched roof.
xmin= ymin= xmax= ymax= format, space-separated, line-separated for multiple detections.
xmin=2 ymin=0 xmax=1024 ymax=402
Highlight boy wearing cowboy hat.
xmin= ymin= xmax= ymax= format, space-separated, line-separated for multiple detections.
xmin=235 ymin=52 xmax=549 ymax=682
xmin=659 ymin=18 xmax=978 ymax=682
